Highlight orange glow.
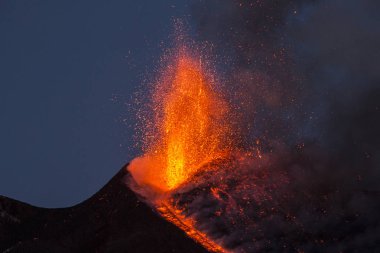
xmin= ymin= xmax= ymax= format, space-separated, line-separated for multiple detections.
xmin=129 ymin=46 xmax=230 ymax=192
xmin=157 ymin=201 xmax=226 ymax=253
xmin=127 ymin=42 xmax=234 ymax=253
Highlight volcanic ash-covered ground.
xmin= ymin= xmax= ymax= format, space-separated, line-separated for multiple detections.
xmin=128 ymin=148 xmax=380 ymax=253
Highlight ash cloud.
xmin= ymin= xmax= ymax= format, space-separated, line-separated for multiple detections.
xmin=180 ymin=0 xmax=380 ymax=252
xmin=171 ymin=149 xmax=380 ymax=252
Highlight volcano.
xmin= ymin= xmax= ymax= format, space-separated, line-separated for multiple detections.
xmin=0 ymin=164 xmax=209 ymax=253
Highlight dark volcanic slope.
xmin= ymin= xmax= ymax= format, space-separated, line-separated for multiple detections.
xmin=0 ymin=164 xmax=209 ymax=253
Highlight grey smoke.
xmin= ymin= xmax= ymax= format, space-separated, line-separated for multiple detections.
xmin=165 ymin=0 xmax=380 ymax=252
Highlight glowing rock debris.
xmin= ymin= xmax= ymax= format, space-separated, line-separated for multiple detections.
xmin=129 ymin=46 xmax=231 ymax=192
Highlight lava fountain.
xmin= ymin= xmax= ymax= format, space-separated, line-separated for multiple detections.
xmin=127 ymin=43 xmax=233 ymax=252
xmin=128 ymin=46 xmax=231 ymax=193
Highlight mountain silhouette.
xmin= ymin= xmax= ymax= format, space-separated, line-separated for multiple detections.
xmin=0 ymin=164 xmax=208 ymax=253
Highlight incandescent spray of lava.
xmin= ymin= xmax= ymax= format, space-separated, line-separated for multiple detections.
xmin=128 ymin=43 xmax=233 ymax=193
xmin=127 ymin=35 xmax=237 ymax=252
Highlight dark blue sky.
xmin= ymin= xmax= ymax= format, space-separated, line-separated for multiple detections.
xmin=0 ymin=0 xmax=189 ymax=207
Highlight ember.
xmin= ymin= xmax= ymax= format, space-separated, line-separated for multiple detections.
xmin=128 ymin=44 xmax=231 ymax=192
xmin=127 ymin=37 xmax=234 ymax=252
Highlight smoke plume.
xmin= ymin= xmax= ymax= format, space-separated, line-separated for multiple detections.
xmin=166 ymin=0 xmax=380 ymax=252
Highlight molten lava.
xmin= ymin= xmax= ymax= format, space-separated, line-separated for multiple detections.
xmin=128 ymin=43 xmax=233 ymax=253
xmin=129 ymin=47 xmax=230 ymax=192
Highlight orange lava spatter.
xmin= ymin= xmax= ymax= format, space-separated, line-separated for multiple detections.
xmin=129 ymin=47 xmax=230 ymax=192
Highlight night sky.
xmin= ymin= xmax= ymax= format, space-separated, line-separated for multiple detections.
xmin=0 ymin=1 xmax=189 ymax=207
xmin=1 ymin=0 xmax=379 ymax=226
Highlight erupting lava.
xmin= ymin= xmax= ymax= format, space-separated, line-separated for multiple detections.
xmin=128 ymin=41 xmax=233 ymax=253
xmin=129 ymin=46 xmax=231 ymax=192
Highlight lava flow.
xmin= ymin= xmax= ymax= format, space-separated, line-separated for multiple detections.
xmin=127 ymin=44 xmax=232 ymax=252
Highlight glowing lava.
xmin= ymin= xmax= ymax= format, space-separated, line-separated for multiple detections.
xmin=129 ymin=46 xmax=230 ymax=192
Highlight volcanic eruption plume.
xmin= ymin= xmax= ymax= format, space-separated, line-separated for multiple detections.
xmin=127 ymin=37 xmax=238 ymax=251
xmin=127 ymin=1 xmax=380 ymax=252
xmin=128 ymin=44 xmax=233 ymax=193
